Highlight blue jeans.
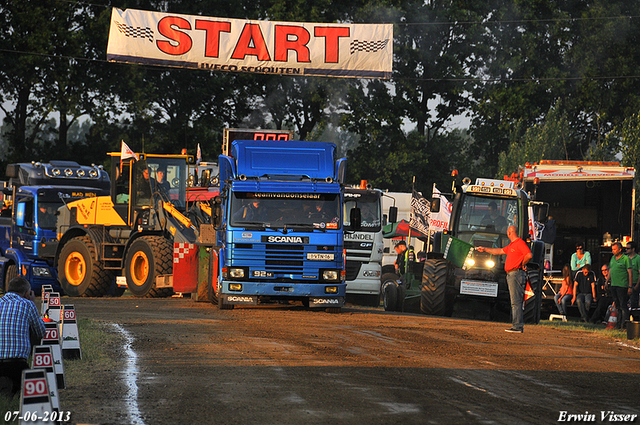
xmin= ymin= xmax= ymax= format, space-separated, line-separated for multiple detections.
xmin=506 ymin=270 xmax=525 ymax=331
xmin=575 ymin=293 xmax=593 ymax=321
xmin=554 ymin=293 xmax=571 ymax=315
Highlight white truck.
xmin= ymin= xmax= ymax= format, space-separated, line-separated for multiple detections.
xmin=344 ymin=185 xmax=384 ymax=306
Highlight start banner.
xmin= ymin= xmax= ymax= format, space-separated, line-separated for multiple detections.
xmin=107 ymin=8 xmax=393 ymax=79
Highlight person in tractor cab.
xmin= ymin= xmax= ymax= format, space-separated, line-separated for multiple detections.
xmin=155 ymin=167 xmax=171 ymax=195
xmin=481 ymin=201 xmax=508 ymax=233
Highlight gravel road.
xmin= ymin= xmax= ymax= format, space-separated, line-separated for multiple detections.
xmin=57 ymin=297 xmax=640 ymax=425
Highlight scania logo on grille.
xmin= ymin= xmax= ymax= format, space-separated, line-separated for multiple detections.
xmin=261 ymin=235 xmax=310 ymax=243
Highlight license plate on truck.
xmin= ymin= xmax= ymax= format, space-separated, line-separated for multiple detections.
xmin=460 ymin=280 xmax=498 ymax=297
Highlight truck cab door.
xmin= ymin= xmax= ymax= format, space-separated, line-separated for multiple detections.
xmin=112 ymin=158 xmax=134 ymax=226
xmin=14 ymin=197 xmax=36 ymax=247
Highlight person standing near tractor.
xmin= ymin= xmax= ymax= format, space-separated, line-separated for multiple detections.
xmin=609 ymin=242 xmax=633 ymax=330
xmin=475 ymin=225 xmax=532 ymax=333
xmin=394 ymin=240 xmax=408 ymax=276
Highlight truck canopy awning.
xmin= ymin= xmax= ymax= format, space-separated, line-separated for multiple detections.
xmin=523 ymin=164 xmax=635 ymax=181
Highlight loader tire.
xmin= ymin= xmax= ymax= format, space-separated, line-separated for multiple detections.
xmin=420 ymin=259 xmax=449 ymax=316
xmin=4 ymin=264 xmax=18 ymax=294
xmin=125 ymin=236 xmax=173 ymax=298
xmin=59 ymin=236 xmax=112 ymax=297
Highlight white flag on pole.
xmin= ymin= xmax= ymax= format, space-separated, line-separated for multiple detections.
xmin=120 ymin=140 xmax=139 ymax=161
xmin=429 ymin=185 xmax=451 ymax=232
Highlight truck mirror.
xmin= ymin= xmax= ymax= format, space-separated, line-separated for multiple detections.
xmin=388 ymin=206 xmax=397 ymax=224
xmin=536 ymin=204 xmax=549 ymax=223
xmin=200 ymin=169 xmax=211 ymax=187
xmin=212 ymin=196 xmax=223 ymax=228
xmin=431 ymin=198 xmax=441 ymax=213
xmin=16 ymin=202 xmax=25 ymax=227
xmin=350 ymin=207 xmax=361 ymax=231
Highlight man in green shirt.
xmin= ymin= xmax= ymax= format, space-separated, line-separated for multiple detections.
xmin=610 ymin=242 xmax=633 ymax=329
xmin=627 ymin=242 xmax=640 ymax=309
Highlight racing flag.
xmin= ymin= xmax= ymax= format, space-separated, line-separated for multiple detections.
xmin=410 ymin=189 xmax=430 ymax=236
xmin=120 ymin=140 xmax=139 ymax=161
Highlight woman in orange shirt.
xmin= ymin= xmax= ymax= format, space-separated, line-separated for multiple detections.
xmin=554 ymin=264 xmax=573 ymax=316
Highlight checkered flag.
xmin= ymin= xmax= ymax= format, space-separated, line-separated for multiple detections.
xmin=115 ymin=20 xmax=154 ymax=43
xmin=410 ymin=189 xmax=430 ymax=236
xmin=350 ymin=39 xmax=389 ymax=54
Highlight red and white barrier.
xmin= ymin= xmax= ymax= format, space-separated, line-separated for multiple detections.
xmin=31 ymin=345 xmax=60 ymax=414
xmin=41 ymin=322 xmax=65 ymax=390
xmin=19 ymin=369 xmax=53 ymax=425
xmin=60 ymin=305 xmax=82 ymax=360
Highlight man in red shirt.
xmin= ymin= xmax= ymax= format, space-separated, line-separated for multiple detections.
xmin=476 ymin=225 xmax=532 ymax=333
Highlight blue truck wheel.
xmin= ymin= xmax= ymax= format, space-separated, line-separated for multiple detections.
xmin=4 ymin=264 xmax=17 ymax=293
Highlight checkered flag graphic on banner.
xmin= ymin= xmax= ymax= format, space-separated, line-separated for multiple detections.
xmin=115 ymin=21 xmax=154 ymax=43
xmin=410 ymin=189 xmax=430 ymax=236
xmin=350 ymin=39 xmax=389 ymax=55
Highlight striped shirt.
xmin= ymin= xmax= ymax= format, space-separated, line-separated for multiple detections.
xmin=0 ymin=292 xmax=45 ymax=360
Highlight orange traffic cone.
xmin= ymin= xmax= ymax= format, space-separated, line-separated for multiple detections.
xmin=606 ymin=306 xmax=618 ymax=330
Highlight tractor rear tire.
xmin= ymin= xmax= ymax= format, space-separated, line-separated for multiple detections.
xmin=420 ymin=258 xmax=449 ymax=316
xmin=59 ymin=236 xmax=112 ymax=297
xmin=125 ymin=236 xmax=173 ymax=298
xmin=523 ymin=268 xmax=543 ymax=324
xmin=381 ymin=273 xmax=400 ymax=311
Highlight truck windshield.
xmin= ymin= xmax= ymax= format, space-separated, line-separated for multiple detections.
xmin=37 ymin=201 xmax=63 ymax=230
xmin=230 ymin=192 xmax=341 ymax=230
xmin=344 ymin=192 xmax=381 ymax=232
xmin=456 ymin=195 xmax=519 ymax=242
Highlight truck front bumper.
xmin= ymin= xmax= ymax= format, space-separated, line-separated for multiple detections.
xmin=220 ymin=280 xmax=346 ymax=307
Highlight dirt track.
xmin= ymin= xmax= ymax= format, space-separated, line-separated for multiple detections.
xmin=57 ymin=297 xmax=640 ymax=425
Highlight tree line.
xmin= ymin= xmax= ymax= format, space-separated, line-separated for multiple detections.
xmin=2 ymin=0 xmax=640 ymax=195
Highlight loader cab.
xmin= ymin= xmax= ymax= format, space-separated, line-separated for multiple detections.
xmin=109 ymin=153 xmax=194 ymax=226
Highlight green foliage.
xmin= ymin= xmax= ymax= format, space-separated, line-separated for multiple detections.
xmin=497 ymin=105 xmax=570 ymax=178
xmin=2 ymin=0 xmax=640 ymax=191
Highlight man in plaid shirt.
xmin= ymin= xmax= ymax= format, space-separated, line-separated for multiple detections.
xmin=0 ymin=277 xmax=45 ymax=396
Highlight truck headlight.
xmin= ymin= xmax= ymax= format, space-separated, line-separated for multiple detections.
xmin=485 ymin=259 xmax=495 ymax=268
xmin=465 ymin=258 xmax=475 ymax=267
xmin=229 ymin=268 xmax=245 ymax=279
xmin=322 ymin=270 xmax=339 ymax=281
xmin=32 ymin=267 xmax=52 ymax=277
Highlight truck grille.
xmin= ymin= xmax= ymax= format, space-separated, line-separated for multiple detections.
xmin=231 ymin=243 xmax=337 ymax=279
xmin=345 ymin=260 xmax=362 ymax=281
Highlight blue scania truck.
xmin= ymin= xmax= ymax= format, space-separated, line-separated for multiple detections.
xmin=0 ymin=161 xmax=110 ymax=294
xmin=209 ymin=139 xmax=353 ymax=312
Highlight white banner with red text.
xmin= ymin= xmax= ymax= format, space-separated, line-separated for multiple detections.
xmin=107 ymin=8 xmax=393 ymax=79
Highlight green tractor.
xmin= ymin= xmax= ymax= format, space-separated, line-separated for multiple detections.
xmin=421 ymin=177 xmax=547 ymax=323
